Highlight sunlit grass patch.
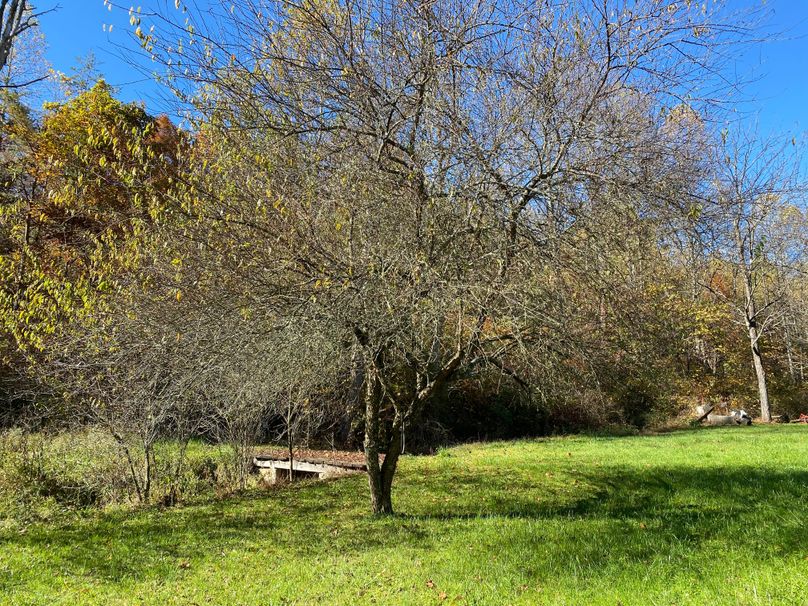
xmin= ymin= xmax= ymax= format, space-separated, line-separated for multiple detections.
xmin=1 ymin=425 xmax=807 ymax=605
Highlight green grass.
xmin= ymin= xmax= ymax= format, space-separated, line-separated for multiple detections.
xmin=1 ymin=425 xmax=807 ymax=605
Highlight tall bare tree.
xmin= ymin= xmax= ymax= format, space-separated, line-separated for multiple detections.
xmin=705 ymin=131 xmax=805 ymax=422
xmin=0 ymin=1 xmax=28 ymax=73
xmin=0 ymin=1 xmax=53 ymax=87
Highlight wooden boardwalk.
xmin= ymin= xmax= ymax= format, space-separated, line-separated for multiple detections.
xmin=253 ymin=449 xmax=375 ymax=483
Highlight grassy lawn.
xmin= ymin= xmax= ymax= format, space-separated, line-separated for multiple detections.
xmin=1 ymin=425 xmax=807 ymax=605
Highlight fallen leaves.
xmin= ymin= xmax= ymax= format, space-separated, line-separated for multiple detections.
xmin=426 ymin=579 xmax=462 ymax=603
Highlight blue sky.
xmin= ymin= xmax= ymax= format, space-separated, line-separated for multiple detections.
xmin=39 ymin=1 xmax=171 ymax=111
xmin=37 ymin=1 xmax=808 ymax=138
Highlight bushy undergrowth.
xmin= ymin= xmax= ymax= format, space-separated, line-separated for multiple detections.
xmin=0 ymin=429 xmax=124 ymax=520
xmin=0 ymin=429 xmax=246 ymax=528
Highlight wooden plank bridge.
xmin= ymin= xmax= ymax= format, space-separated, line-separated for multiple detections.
xmin=253 ymin=449 xmax=375 ymax=483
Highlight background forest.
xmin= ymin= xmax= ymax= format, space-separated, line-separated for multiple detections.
xmin=0 ymin=0 xmax=806 ymax=516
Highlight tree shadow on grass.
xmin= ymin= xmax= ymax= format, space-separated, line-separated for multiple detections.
xmin=400 ymin=464 xmax=808 ymax=561
xmin=0 ymin=477 xmax=429 ymax=589
xmin=1 ymin=461 xmax=807 ymax=595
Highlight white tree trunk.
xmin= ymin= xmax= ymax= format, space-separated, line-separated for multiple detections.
xmin=748 ymin=322 xmax=771 ymax=422
xmin=743 ymin=274 xmax=771 ymax=422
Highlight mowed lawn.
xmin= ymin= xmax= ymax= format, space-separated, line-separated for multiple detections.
xmin=1 ymin=426 xmax=807 ymax=605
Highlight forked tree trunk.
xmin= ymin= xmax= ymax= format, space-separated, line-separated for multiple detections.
xmin=366 ymin=424 xmax=403 ymax=515
xmin=362 ymin=361 xmax=404 ymax=515
xmin=360 ymin=331 xmax=464 ymax=514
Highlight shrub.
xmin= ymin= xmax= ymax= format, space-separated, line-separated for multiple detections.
xmin=0 ymin=428 xmax=133 ymax=524
xmin=0 ymin=430 xmax=239 ymax=526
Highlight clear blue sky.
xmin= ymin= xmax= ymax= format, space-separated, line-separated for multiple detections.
xmin=39 ymin=1 xmax=173 ymax=112
xmin=37 ymin=1 xmax=808 ymax=137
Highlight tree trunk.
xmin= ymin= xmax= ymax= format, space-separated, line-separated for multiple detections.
xmin=378 ymin=414 xmax=404 ymax=513
xmin=365 ymin=424 xmax=403 ymax=515
xmin=142 ymin=440 xmax=153 ymax=504
xmin=743 ymin=283 xmax=771 ymax=423
xmin=362 ymin=356 xmax=407 ymax=515
xmin=0 ymin=0 xmax=26 ymax=72
xmin=363 ymin=361 xmax=387 ymax=514
xmin=287 ymin=396 xmax=294 ymax=482
xmin=783 ymin=318 xmax=797 ymax=384
xmin=112 ymin=430 xmax=143 ymax=503
xmin=748 ymin=322 xmax=771 ymax=422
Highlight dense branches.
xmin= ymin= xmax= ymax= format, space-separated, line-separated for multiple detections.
xmin=0 ymin=1 xmax=805 ymax=516
xmin=122 ymin=0 xmax=781 ymax=513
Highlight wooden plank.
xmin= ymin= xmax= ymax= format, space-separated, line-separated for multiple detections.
xmin=252 ymin=457 xmax=365 ymax=474
xmin=253 ymin=455 xmax=368 ymax=470
xmin=253 ymin=449 xmax=380 ymax=469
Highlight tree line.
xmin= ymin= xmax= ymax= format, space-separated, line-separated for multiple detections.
xmin=1 ymin=0 xmax=806 ymax=514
